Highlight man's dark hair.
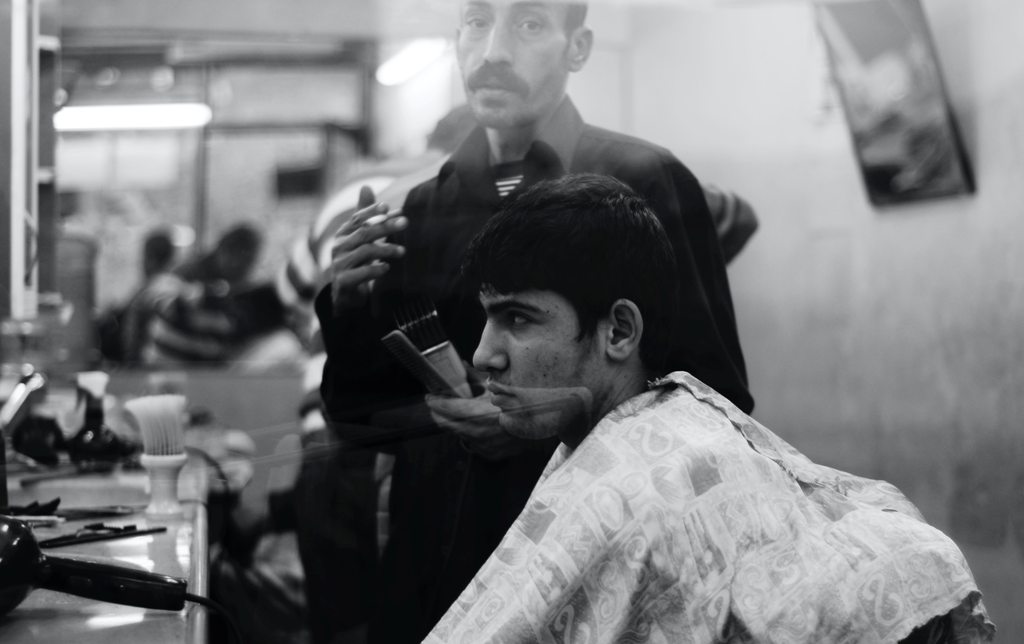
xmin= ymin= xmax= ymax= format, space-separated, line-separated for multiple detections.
xmin=564 ymin=3 xmax=587 ymax=33
xmin=213 ymin=222 xmax=263 ymax=282
xmin=461 ymin=173 xmax=679 ymax=373
xmin=216 ymin=223 xmax=262 ymax=256
xmin=142 ymin=228 xmax=175 ymax=278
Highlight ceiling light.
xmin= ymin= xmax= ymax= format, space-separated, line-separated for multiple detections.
xmin=54 ymin=103 xmax=213 ymax=132
xmin=376 ymin=39 xmax=450 ymax=87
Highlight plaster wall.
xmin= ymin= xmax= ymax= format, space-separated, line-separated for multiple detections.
xmin=617 ymin=2 xmax=1024 ymax=636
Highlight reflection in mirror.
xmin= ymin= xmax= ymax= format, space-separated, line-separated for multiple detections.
xmin=814 ymin=0 xmax=974 ymax=205
xmin=56 ymin=35 xmax=373 ymax=372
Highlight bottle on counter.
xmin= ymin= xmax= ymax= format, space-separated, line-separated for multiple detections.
xmin=66 ymin=372 xmax=138 ymax=470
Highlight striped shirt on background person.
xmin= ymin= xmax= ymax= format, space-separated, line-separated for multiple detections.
xmin=143 ymin=275 xmax=239 ymax=365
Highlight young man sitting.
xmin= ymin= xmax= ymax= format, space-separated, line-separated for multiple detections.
xmin=425 ymin=174 xmax=994 ymax=644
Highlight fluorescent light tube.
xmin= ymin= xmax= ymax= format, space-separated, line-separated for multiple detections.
xmin=376 ymin=39 xmax=450 ymax=87
xmin=54 ymin=103 xmax=213 ymax=132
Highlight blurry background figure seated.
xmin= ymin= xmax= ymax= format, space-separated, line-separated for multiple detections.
xmin=97 ymin=227 xmax=177 ymax=365
xmin=139 ymin=223 xmax=298 ymax=371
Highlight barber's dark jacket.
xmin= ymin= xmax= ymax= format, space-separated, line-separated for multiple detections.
xmin=316 ymin=97 xmax=752 ymax=643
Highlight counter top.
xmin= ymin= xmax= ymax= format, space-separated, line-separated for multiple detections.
xmin=0 ymin=466 xmax=208 ymax=642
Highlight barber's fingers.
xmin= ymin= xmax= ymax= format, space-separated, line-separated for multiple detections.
xmin=337 ymin=194 xmax=401 ymax=236
xmin=329 ymin=203 xmax=404 ymax=312
xmin=331 ymin=220 xmax=403 ymax=260
xmin=328 ymin=244 xmax=402 ymax=309
xmin=426 ymin=394 xmax=497 ymax=420
xmin=333 ymin=241 xmax=405 ymax=272
xmin=342 ymin=185 xmax=377 ymax=230
xmin=357 ymin=184 xmax=376 ymax=210
xmin=331 ymin=262 xmax=392 ymax=295
xmin=334 ymin=209 xmax=407 ymax=253
xmin=337 ymin=202 xmax=386 ymax=235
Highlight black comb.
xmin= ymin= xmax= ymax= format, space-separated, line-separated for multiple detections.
xmin=382 ymin=297 xmax=471 ymax=398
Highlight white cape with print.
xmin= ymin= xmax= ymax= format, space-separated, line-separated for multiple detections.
xmin=425 ymin=372 xmax=995 ymax=644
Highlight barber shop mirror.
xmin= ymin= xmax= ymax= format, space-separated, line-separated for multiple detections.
xmin=814 ymin=0 xmax=974 ymax=206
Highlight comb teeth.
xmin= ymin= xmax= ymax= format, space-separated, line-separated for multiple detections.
xmin=125 ymin=394 xmax=187 ymax=456
xmin=395 ymin=297 xmax=448 ymax=351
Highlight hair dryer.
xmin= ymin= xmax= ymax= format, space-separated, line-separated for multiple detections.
xmin=0 ymin=516 xmax=187 ymax=616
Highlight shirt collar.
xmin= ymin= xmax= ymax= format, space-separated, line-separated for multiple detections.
xmin=533 ymin=96 xmax=584 ymax=172
xmin=442 ymin=96 xmax=585 ymax=182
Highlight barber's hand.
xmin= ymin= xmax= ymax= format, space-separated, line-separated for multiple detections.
xmin=330 ymin=185 xmax=408 ymax=313
xmin=425 ymin=393 xmax=530 ymax=462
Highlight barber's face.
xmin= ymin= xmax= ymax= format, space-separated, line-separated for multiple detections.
xmin=473 ymin=289 xmax=603 ymax=442
xmin=456 ymin=1 xmax=584 ymax=130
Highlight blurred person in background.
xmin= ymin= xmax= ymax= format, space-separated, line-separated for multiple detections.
xmin=177 ymin=222 xmax=262 ymax=290
xmin=316 ymin=1 xmax=754 ymax=642
xmin=97 ymin=226 xmax=178 ymax=365
xmin=142 ymin=222 xmax=288 ymax=367
xmin=122 ymin=228 xmax=178 ymax=361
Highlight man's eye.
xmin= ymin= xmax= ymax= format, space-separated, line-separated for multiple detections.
xmin=509 ymin=313 xmax=530 ymax=326
xmin=517 ymin=19 xmax=545 ymax=35
xmin=464 ymin=15 xmax=491 ymax=31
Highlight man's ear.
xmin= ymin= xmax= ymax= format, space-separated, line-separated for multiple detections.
xmin=567 ymin=27 xmax=593 ymax=72
xmin=604 ymin=299 xmax=643 ymax=363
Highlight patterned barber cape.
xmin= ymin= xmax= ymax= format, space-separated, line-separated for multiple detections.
xmin=425 ymin=372 xmax=995 ymax=644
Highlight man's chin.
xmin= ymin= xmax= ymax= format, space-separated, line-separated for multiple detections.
xmin=497 ymin=411 xmax=559 ymax=441
xmin=492 ymin=386 xmax=593 ymax=441
xmin=469 ymin=98 xmax=525 ymax=129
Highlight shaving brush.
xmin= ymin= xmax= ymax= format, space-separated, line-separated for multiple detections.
xmin=124 ymin=395 xmax=188 ymax=516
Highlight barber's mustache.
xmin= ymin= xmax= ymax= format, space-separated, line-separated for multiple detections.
xmin=466 ymin=63 xmax=529 ymax=97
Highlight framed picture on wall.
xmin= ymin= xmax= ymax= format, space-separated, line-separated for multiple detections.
xmin=814 ymin=0 xmax=975 ymax=206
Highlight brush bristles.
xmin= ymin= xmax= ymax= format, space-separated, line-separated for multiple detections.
xmin=395 ymin=297 xmax=448 ymax=351
xmin=125 ymin=394 xmax=187 ymax=456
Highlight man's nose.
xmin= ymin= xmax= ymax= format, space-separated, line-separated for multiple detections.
xmin=473 ymin=322 xmax=507 ymax=373
xmin=482 ymin=20 xmax=515 ymax=64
